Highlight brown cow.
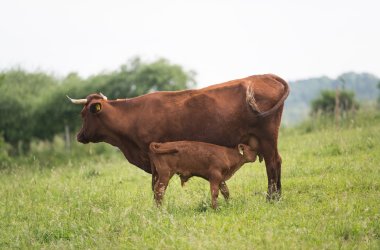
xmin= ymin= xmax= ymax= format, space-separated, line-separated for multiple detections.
xmin=68 ymin=74 xmax=289 ymax=200
xmin=149 ymin=141 xmax=258 ymax=209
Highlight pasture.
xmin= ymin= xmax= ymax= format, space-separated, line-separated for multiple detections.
xmin=0 ymin=112 xmax=379 ymax=249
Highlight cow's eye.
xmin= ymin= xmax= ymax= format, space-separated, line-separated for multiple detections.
xmin=90 ymin=103 xmax=102 ymax=113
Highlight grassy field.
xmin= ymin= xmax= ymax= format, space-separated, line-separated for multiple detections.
xmin=0 ymin=113 xmax=379 ymax=249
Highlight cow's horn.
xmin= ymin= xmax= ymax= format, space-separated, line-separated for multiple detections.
xmin=66 ymin=95 xmax=87 ymax=104
xmin=100 ymin=92 xmax=108 ymax=100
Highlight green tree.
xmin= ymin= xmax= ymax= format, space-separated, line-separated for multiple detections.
xmin=99 ymin=57 xmax=196 ymax=98
xmin=311 ymin=89 xmax=359 ymax=116
xmin=0 ymin=133 xmax=11 ymax=168
xmin=0 ymin=69 xmax=56 ymax=154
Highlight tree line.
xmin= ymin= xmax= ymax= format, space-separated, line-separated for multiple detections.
xmin=0 ymin=57 xmax=196 ymax=155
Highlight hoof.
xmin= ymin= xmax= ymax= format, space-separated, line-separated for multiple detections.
xmin=266 ymin=192 xmax=281 ymax=202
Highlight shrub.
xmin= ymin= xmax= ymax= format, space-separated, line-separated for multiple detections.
xmin=311 ymin=89 xmax=359 ymax=116
xmin=0 ymin=134 xmax=11 ymax=168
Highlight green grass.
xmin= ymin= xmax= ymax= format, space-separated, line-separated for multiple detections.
xmin=1 ymin=113 xmax=379 ymax=249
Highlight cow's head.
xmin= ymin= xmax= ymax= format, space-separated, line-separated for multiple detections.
xmin=238 ymin=144 xmax=257 ymax=162
xmin=67 ymin=93 xmax=109 ymax=144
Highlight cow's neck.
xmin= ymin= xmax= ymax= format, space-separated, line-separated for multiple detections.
xmin=99 ymin=100 xmax=150 ymax=172
xmin=102 ymin=100 xmax=138 ymax=145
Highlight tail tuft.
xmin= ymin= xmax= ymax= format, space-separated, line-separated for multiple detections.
xmin=246 ymin=85 xmax=261 ymax=113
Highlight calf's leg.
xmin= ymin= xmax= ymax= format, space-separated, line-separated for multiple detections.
xmin=219 ymin=181 xmax=229 ymax=200
xmin=210 ymin=181 xmax=220 ymax=209
xmin=153 ymin=173 xmax=172 ymax=206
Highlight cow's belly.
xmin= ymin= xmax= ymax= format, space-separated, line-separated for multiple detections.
xmin=163 ymin=110 xmax=251 ymax=147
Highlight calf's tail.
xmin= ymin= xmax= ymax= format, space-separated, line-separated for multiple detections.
xmin=149 ymin=142 xmax=178 ymax=154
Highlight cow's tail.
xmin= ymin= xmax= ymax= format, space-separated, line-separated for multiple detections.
xmin=149 ymin=142 xmax=178 ymax=154
xmin=247 ymin=75 xmax=290 ymax=118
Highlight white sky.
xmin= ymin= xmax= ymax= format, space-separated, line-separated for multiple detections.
xmin=1 ymin=0 xmax=379 ymax=87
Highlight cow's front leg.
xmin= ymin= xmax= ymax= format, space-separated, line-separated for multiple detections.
xmin=150 ymin=159 xmax=158 ymax=191
xmin=151 ymin=171 xmax=158 ymax=191
xmin=219 ymin=181 xmax=230 ymax=200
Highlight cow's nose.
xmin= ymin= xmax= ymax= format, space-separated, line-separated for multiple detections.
xmin=77 ymin=132 xmax=89 ymax=144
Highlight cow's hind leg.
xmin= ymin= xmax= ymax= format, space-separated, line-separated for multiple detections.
xmin=219 ymin=181 xmax=229 ymax=201
xmin=261 ymin=139 xmax=282 ymax=201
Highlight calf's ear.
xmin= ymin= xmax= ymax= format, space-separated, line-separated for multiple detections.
xmin=238 ymin=144 xmax=244 ymax=155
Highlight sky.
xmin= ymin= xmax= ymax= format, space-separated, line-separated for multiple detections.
xmin=1 ymin=0 xmax=379 ymax=87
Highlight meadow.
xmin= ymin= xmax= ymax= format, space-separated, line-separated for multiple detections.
xmin=0 ymin=112 xmax=379 ymax=249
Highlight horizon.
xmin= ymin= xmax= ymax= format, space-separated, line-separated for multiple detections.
xmin=1 ymin=64 xmax=377 ymax=87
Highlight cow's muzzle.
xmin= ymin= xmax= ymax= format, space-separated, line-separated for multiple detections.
xmin=77 ymin=131 xmax=90 ymax=144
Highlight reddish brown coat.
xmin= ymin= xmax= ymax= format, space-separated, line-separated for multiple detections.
xmin=149 ymin=141 xmax=257 ymax=208
xmin=74 ymin=74 xmax=289 ymax=200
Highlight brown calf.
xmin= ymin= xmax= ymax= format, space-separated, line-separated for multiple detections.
xmin=149 ymin=140 xmax=258 ymax=209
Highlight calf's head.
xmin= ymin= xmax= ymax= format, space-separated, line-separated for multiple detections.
xmin=238 ymin=144 xmax=257 ymax=162
xmin=67 ymin=93 xmax=109 ymax=144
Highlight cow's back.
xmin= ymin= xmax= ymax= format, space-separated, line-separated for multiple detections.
xmin=133 ymin=80 xmax=252 ymax=147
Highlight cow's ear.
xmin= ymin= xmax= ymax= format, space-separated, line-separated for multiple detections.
xmin=89 ymin=103 xmax=102 ymax=113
